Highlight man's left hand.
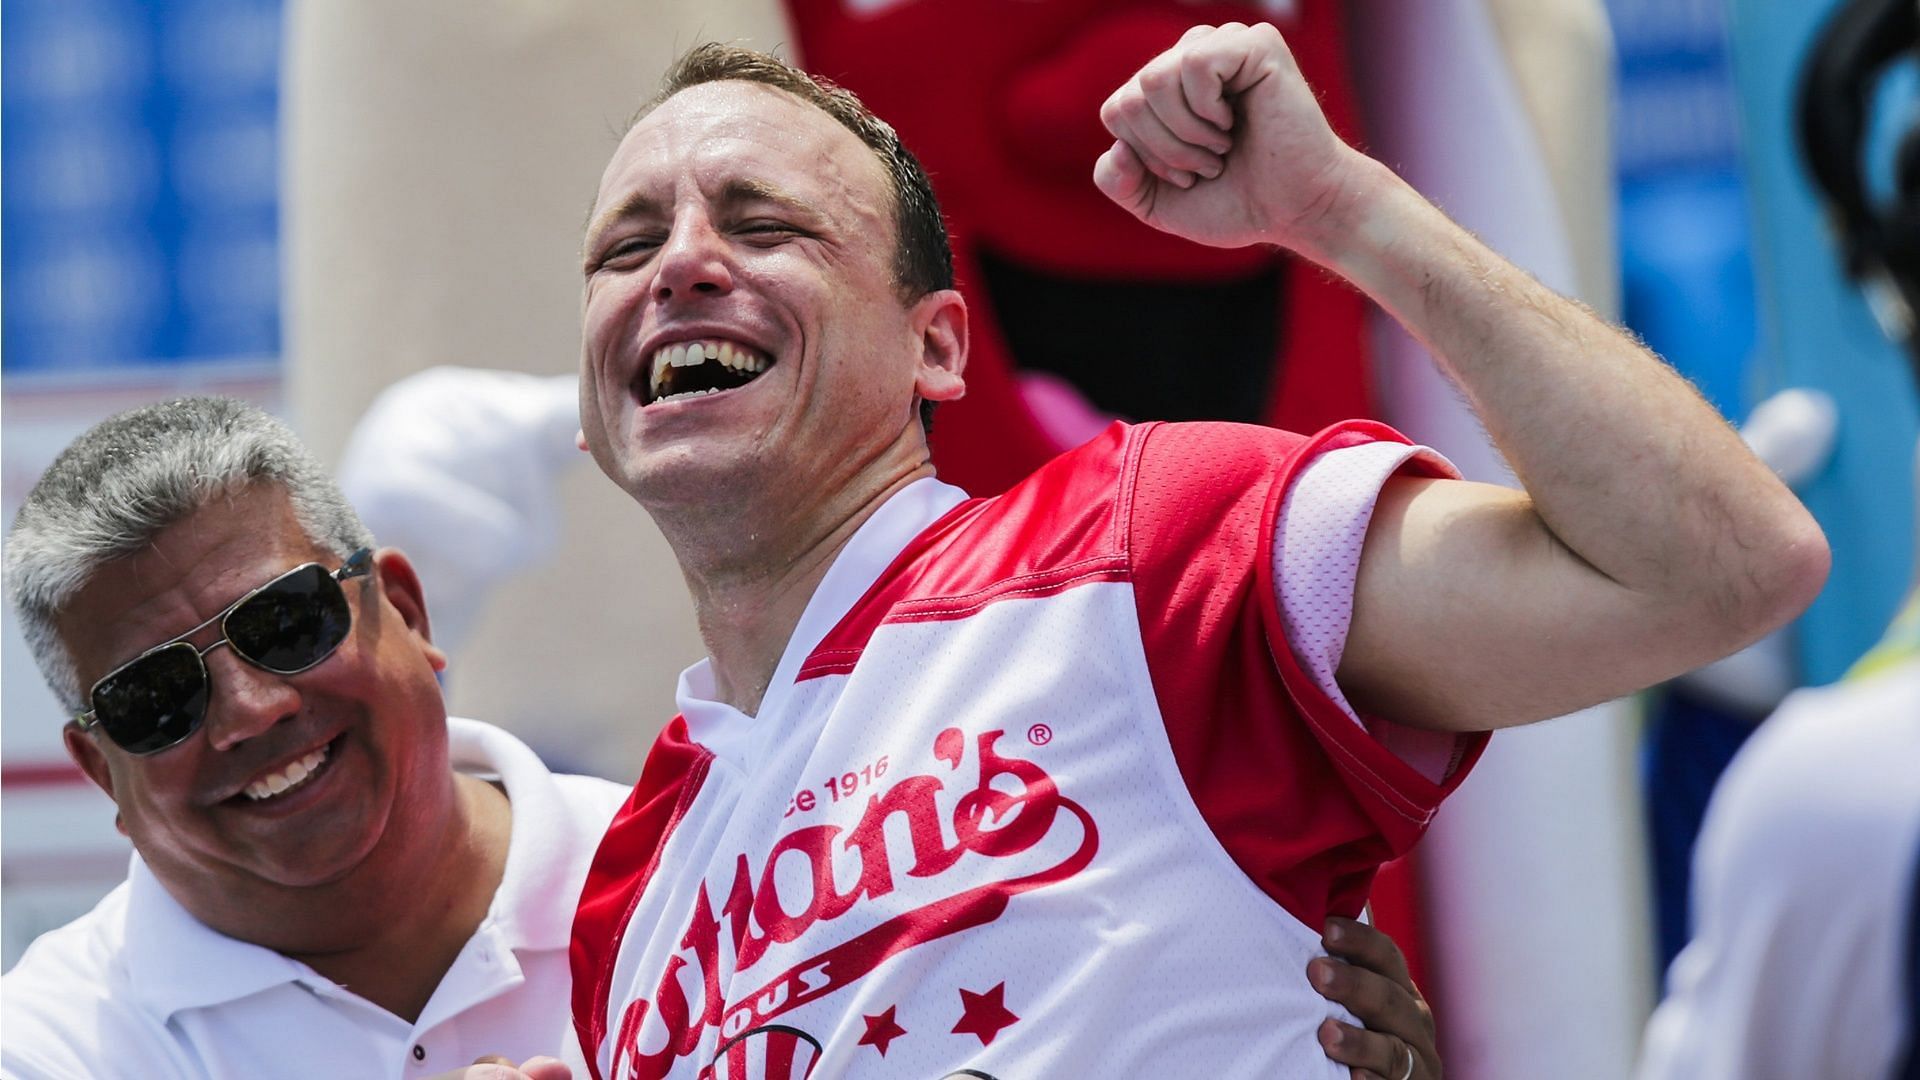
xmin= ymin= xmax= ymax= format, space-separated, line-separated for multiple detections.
xmin=1308 ymin=917 xmax=1441 ymax=1080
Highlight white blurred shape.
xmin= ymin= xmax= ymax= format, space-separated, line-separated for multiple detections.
xmin=1740 ymin=387 xmax=1839 ymax=488
xmin=336 ymin=368 xmax=585 ymax=657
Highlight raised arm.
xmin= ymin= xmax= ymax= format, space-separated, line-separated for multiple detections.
xmin=1095 ymin=23 xmax=1828 ymax=731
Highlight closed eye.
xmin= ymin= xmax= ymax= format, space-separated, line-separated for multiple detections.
xmin=593 ymin=234 xmax=661 ymax=271
xmin=736 ymin=220 xmax=806 ymax=244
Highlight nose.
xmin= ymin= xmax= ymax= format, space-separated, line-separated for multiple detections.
xmin=652 ymin=209 xmax=734 ymax=302
xmin=201 ymin=645 xmax=302 ymax=752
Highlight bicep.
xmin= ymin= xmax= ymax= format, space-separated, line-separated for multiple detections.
xmin=1336 ymin=475 xmax=1698 ymax=732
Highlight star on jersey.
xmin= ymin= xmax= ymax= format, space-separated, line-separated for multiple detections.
xmin=951 ymin=983 xmax=1020 ymax=1046
xmin=859 ymin=1006 xmax=907 ymax=1056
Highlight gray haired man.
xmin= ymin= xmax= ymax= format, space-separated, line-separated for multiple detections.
xmin=1 ymin=397 xmax=604 ymax=1080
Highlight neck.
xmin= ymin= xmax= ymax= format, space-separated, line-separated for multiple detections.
xmin=659 ymin=460 xmax=935 ymax=716
xmin=284 ymin=773 xmax=511 ymax=1021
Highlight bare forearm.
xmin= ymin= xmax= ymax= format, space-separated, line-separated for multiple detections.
xmin=1304 ymin=155 xmax=1827 ymax=642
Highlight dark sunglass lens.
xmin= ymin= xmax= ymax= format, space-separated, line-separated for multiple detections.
xmin=226 ymin=565 xmax=351 ymax=673
xmin=93 ymin=645 xmax=210 ymax=754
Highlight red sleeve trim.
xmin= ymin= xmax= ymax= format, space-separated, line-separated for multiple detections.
xmin=1127 ymin=419 xmax=1486 ymax=929
xmin=1254 ymin=421 xmax=1488 ymax=827
xmin=570 ymin=717 xmax=713 ymax=1080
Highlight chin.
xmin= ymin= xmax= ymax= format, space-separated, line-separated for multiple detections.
xmin=621 ymin=440 xmax=777 ymax=511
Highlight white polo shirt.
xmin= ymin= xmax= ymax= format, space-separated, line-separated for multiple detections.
xmin=1 ymin=718 xmax=628 ymax=1080
xmin=1636 ymin=660 xmax=1920 ymax=1080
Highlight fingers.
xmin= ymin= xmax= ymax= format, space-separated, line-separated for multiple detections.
xmin=520 ymin=1057 xmax=574 ymax=1080
xmin=1309 ymin=955 xmax=1430 ymax=1044
xmin=1310 ymin=919 xmax=1440 ymax=1079
xmin=1175 ymin=29 xmax=1244 ymax=132
xmin=1099 ymin=27 xmax=1252 ymax=189
xmin=1324 ymin=917 xmax=1416 ymax=991
xmin=1093 ymin=139 xmax=1155 ymax=221
xmin=439 ymin=1055 xmax=570 ymax=1080
xmin=1318 ymin=1018 xmax=1421 ymax=1080
xmin=421 ymin=1067 xmax=522 ymax=1080
xmin=1099 ymin=80 xmax=1223 ymax=188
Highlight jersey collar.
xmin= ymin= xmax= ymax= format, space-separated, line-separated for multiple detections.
xmin=677 ymin=476 xmax=969 ymax=756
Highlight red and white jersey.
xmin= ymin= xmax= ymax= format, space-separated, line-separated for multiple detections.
xmin=572 ymin=421 xmax=1484 ymax=1080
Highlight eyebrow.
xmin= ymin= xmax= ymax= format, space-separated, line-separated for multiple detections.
xmin=582 ymin=178 xmax=826 ymax=253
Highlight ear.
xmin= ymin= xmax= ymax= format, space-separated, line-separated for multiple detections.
xmin=910 ymin=288 xmax=969 ymax=403
xmin=372 ymin=548 xmax=449 ymax=673
xmin=64 ymin=723 xmax=120 ymax=812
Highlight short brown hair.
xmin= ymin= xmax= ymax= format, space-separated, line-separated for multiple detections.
xmin=647 ymin=43 xmax=953 ymax=299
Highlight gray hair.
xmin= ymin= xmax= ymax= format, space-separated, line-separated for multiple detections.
xmin=4 ymin=397 xmax=374 ymax=712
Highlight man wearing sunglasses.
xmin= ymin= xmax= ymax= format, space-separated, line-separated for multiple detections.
xmin=1 ymin=397 xmax=618 ymax=1079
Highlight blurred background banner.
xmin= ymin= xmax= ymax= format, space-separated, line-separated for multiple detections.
xmin=3 ymin=0 xmax=283 ymax=378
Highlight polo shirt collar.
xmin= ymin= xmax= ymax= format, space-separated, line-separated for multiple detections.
xmin=121 ymin=854 xmax=309 ymax=1018
xmin=119 ymin=718 xmax=577 ymax=1019
xmin=448 ymin=716 xmax=584 ymax=952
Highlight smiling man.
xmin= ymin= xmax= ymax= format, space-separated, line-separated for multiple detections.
xmin=565 ymin=25 xmax=1829 ymax=1080
xmin=1 ymin=398 xmax=613 ymax=1080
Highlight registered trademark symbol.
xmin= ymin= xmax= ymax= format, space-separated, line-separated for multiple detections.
xmin=1027 ymin=723 xmax=1053 ymax=746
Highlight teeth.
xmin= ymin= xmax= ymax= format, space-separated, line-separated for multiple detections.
xmin=644 ymin=339 xmax=771 ymax=404
xmin=244 ymin=745 xmax=329 ymax=802
xmin=656 ymin=387 xmax=723 ymax=404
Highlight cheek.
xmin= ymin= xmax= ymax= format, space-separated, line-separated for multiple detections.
xmin=582 ymin=280 xmax=644 ymax=361
xmin=112 ymin=765 xmax=199 ymax=837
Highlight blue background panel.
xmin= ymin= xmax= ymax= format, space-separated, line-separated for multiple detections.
xmin=2 ymin=0 xmax=283 ymax=374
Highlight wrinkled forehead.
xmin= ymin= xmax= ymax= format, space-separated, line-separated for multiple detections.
xmin=594 ymin=80 xmax=891 ymax=218
xmin=56 ymin=488 xmax=330 ymax=677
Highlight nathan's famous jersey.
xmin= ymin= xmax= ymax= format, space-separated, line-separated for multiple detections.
xmin=571 ymin=421 xmax=1484 ymax=1080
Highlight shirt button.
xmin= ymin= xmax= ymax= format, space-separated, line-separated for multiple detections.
xmin=412 ymin=1045 xmax=426 ymax=1062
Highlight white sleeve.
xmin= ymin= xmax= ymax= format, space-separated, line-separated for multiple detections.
xmin=1273 ymin=439 xmax=1461 ymax=782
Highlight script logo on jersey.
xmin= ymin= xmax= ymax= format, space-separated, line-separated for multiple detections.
xmin=607 ymin=727 xmax=1099 ymax=1080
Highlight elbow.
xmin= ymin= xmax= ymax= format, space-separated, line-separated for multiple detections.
xmin=1733 ymin=508 xmax=1831 ymax=644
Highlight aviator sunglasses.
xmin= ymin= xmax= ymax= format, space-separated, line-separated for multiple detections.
xmin=74 ymin=548 xmax=373 ymax=755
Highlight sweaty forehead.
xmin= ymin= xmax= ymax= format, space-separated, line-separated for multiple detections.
xmin=595 ymin=80 xmax=890 ymax=220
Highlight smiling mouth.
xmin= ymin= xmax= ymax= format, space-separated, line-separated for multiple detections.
xmin=642 ymin=339 xmax=774 ymax=406
xmin=235 ymin=738 xmax=338 ymax=804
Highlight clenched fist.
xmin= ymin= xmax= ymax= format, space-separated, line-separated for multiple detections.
xmin=1093 ymin=22 xmax=1368 ymax=256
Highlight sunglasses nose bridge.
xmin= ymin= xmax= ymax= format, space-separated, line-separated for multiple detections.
xmin=199 ymin=645 xmax=303 ymax=752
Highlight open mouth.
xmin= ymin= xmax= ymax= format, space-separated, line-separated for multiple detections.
xmin=641 ymin=339 xmax=774 ymax=406
xmin=233 ymin=737 xmax=339 ymax=804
